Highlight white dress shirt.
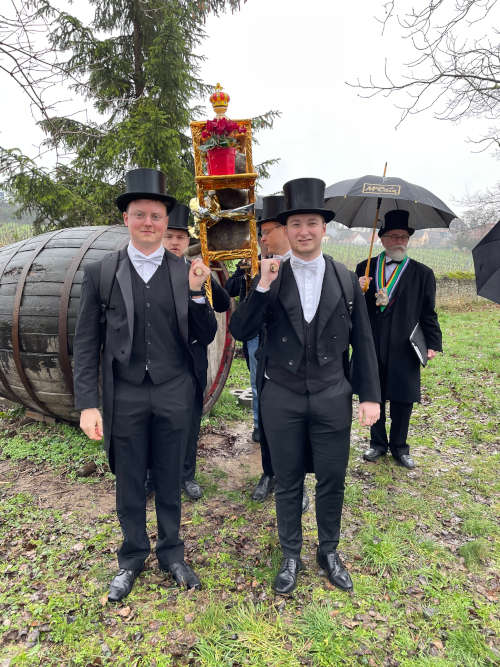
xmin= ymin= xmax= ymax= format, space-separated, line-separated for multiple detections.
xmin=127 ymin=241 xmax=164 ymax=283
xmin=384 ymin=256 xmax=404 ymax=282
xmin=256 ymin=252 xmax=325 ymax=323
xmin=289 ymin=253 xmax=325 ymax=323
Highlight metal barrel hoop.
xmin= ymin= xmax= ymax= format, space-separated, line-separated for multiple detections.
xmin=57 ymin=227 xmax=110 ymax=396
xmin=12 ymin=230 xmax=63 ymax=417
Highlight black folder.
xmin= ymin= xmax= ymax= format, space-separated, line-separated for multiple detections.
xmin=409 ymin=322 xmax=428 ymax=367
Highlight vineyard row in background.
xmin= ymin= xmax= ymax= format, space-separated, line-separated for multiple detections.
xmin=0 ymin=222 xmax=475 ymax=278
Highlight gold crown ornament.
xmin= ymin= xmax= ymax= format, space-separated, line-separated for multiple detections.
xmin=210 ymin=83 xmax=230 ymax=117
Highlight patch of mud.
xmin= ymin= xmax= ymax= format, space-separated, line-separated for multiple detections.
xmin=0 ymin=459 xmax=115 ymax=518
xmin=198 ymin=421 xmax=262 ymax=488
xmin=0 ymin=421 xmax=265 ymax=516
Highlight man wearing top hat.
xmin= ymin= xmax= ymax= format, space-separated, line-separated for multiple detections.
xmin=233 ymin=195 xmax=310 ymax=511
xmin=73 ymin=168 xmax=217 ymax=601
xmin=162 ymin=203 xmax=230 ymax=500
xmin=230 ymin=178 xmax=381 ymax=594
xmin=356 ymin=210 xmax=442 ymax=470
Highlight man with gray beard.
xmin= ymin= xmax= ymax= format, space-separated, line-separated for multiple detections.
xmin=356 ymin=210 xmax=442 ymax=470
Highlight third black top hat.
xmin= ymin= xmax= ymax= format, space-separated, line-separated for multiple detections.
xmin=277 ymin=178 xmax=335 ymax=224
xmin=258 ymin=195 xmax=286 ymax=226
xmin=167 ymin=203 xmax=190 ymax=232
xmin=116 ymin=168 xmax=177 ymax=213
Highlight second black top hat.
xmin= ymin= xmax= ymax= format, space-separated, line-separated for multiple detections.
xmin=277 ymin=178 xmax=335 ymax=224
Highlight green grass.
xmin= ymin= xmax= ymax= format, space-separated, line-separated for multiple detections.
xmin=0 ymin=222 xmax=33 ymax=247
xmin=0 ymin=305 xmax=499 ymax=665
xmin=323 ymin=242 xmax=474 ymax=277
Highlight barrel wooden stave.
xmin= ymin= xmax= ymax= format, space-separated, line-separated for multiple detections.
xmin=0 ymin=225 xmax=234 ymax=422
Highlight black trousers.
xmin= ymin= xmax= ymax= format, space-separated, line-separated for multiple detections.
xmin=258 ymin=434 xmax=274 ymax=477
xmin=261 ymin=380 xmax=352 ymax=559
xmin=112 ymin=373 xmax=194 ymax=570
xmin=182 ymin=388 xmax=203 ymax=482
xmin=370 ymin=400 xmax=413 ymax=457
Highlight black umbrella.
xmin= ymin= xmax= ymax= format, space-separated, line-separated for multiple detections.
xmin=324 ymin=173 xmax=457 ymax=230
xmin=472 ymin=221 xmax=500 ymax=305
xmin=324 ymin=166 xmax=458 ymax=291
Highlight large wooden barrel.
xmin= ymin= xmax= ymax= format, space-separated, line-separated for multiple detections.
xmin=0 ymin=226 xmax=234 ymax=422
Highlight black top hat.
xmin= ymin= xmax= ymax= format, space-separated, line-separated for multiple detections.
xmin=167 ymin=203 xmax=190 ymax=232
xmin=378 ymin=209 xmax=414 ymax=237
xmin=258 ymin=195 xmax=286 ymax=227
xmin=116 ymin=168 xmax=177 ymax=213
xmin=277 ymin=178 xmax=335 ymax=224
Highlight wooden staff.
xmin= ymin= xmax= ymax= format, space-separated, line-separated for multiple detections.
xmin=362 ymin=162 xmax=387 ymax=293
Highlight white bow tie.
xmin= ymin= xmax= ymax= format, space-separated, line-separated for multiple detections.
xmin=290 ymin=256 xmax=320 ymax=273
xmin=134 ymin=254 xmax=163 ymax=267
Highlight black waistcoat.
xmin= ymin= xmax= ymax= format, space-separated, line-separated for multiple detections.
xmin=266 ymin=267 xmax=349 ymax=395
xmin=114 ymin=258 xmax=189 ymax=385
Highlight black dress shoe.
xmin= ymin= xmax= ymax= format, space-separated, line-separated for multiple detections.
xmin=395 ymin=454 xmax=416 ymax=469
xmin=363 ymin=447 xmax=386 ymax=462
xmin=273 ymin=557 xmax=303 ymax=595
xmin=183 ymin=479 xmax=203 ymax=500
xmin=302 ymin=486 xmax=310 ymax=513
xmin=108 ymin=568 xmax=142 ymax=602
xmin=317 ymin=549 xmax=353 ymax=592
xmin=252 ymin=427 xmax=260 ymax=442
xmin=251 ymin=474 xmax=274 ymax=501
xmin=168 ymin=561 xmax=201 ymax=590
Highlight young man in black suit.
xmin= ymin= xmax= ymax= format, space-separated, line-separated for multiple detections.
xmin=74 ymin=169 xmax=217 ymax=602
xmin=163 ymin=203 xmax=230 ymax=499
xmin=230 ymin=178 xmax=380 ymax=594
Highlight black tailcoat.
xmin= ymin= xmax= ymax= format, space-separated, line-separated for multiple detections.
xmin=230 ymin=256 xmax=380 ymax=406
xmin=229 ymin=256 xmax=380 ymax=556
xmin=73 ymin=247 xmax=217 ymax=472
xmin=356 ymin=256 xmax=442 ymax=403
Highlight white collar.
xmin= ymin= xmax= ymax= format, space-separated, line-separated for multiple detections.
xmin=290 ymin=252 xmax=324 ymax=268
xmin=273 ymin=249 xmax=292 ymax=261
xmin=127 ymin=240 xmax=165 ymax=262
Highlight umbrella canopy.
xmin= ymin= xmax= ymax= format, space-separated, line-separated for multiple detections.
xmin=472 ymin=221 xmax=500 ymax=305
xmin=324 ymin=175 xmax=457 ymax=229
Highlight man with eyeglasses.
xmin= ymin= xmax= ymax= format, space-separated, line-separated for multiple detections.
xmin=356 ymin=209 xmax=442 ymax=470
xmin=74 ymin=168 xmax=217 ymax=601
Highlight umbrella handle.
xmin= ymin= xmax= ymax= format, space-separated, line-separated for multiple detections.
xmin=363 ymin=196 xmax=383 ymax=292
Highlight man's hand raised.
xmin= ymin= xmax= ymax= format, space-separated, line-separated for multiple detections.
xmin=80 ymin=408 xmax=103 ymax=440
xmin=258 ymin=258 xmax=281 ymax=290
xmin=189 ymin=258 xmax=211 ymax=292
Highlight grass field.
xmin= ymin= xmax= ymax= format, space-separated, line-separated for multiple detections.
xmin=322 ymin=242 xmax=474 ymax=277
xmin=0 ymin=305 xmax=499 ymax=665
xmin=0 ymin=221 xmax=474 ymax=279
xmin=0 ymin=223 xmax=33 ymax=248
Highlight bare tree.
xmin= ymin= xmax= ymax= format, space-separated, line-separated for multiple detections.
xmin=351 ymin=0 xmax=499 ymax=154
xmin=0 ymin=1 xmax=81 ymax=132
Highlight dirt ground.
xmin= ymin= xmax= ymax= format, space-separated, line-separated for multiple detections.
xmin=0 ymin=421 xmax=261 ymax=519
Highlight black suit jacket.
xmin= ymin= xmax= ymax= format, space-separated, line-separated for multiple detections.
xmin=73 ymin=247 xmax=217 ymax=469
xmin=356 ymin=255 xmax=442 ymax=403
xmin=230 ymin=256 xmax=380 ymax=405
xmin=186 ymin=258 xmax=231 ymax=393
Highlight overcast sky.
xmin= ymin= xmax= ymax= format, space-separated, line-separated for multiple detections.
xmin=2 ymin=0 xmax=498 ymax=218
